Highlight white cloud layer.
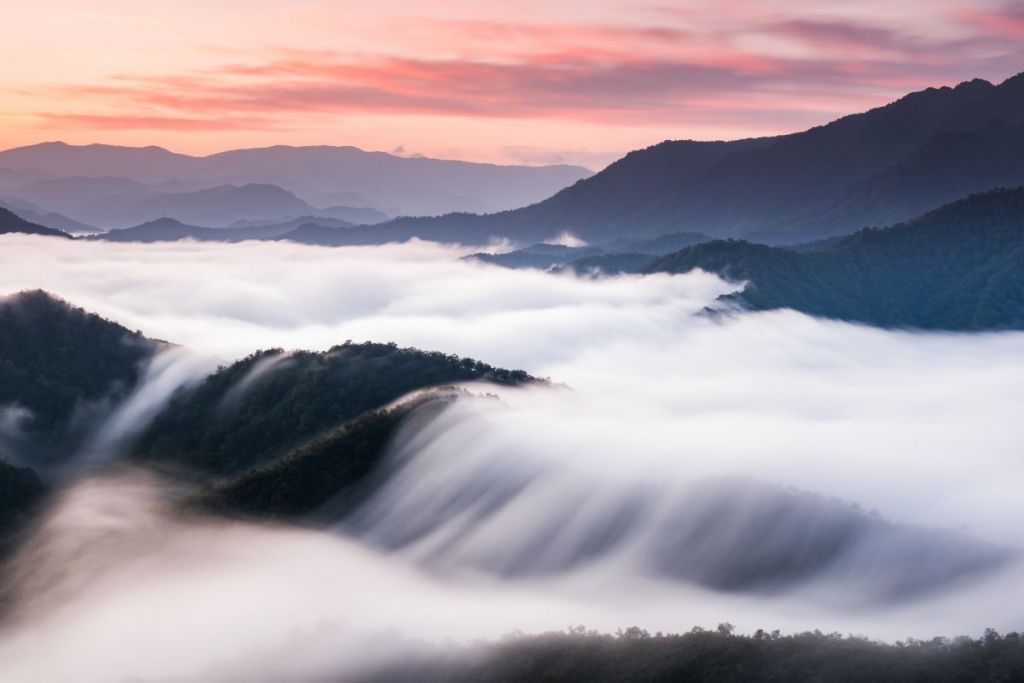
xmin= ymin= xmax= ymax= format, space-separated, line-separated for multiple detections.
xmin=1 ymin=235 xmax=1024 ymax=681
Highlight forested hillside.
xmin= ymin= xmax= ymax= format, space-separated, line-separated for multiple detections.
xmin=133 ymin=343 xmax=534 ymax=477
xmin=650 ymin=187 xmax=1024 ymax=330
xmin=363 ymin=626 xmax=1024 ymax=683
xmin=0 ymin=290 xmax=161 ymax=465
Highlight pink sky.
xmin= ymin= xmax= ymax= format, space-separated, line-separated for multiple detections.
xmin=2 ymin=0 xmax=1023 ymax=168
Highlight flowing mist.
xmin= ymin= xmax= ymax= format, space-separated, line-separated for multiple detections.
xmin=1 ymin=235 xmax=1023 ymax=681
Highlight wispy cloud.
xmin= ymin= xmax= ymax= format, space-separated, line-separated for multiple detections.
xmin=5 ymin=2 xmax=1024 ymax=161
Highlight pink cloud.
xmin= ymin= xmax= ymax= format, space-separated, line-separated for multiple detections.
xmin=960 ymin=1 xmax=1024 ymax=39
xmin=18 ymin=8 xmax=1024 ymax=140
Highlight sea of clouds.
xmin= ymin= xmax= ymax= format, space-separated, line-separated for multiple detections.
xmin=1 ymin=235 xmax=1023 ymax=682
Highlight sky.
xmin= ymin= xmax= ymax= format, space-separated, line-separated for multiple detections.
xmin=2 ymin=0 xmax=1023 ymax=168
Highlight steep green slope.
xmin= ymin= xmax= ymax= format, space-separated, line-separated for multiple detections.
xmin=0 ymin=291 xmax=161 ymax=462
xmin=0 ymin=456 xmax=46 ymax=548
xmin=201 ymin=398 xmax=444 ymax=520
xmin=133 ymin=343 xmax=533 ymax=477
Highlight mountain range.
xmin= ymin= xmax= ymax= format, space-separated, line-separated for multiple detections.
xmin=0 ymin=143 xmax=593 ymax=226
xmin=3 ymin=72 xmax=1021 ymax=245
xmin=88 ymin=217 xmax=329 ymax=243
xmin=458 ymin=186 xmax=1024 ymax=331
xmin=307 ymin=72 xmax=1024 ymax=247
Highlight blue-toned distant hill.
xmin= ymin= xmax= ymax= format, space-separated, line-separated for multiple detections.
xmin=0 ymin=207 xmax=71 ymax=239
xmin=648 ymin=187 xmax=1024 ymax=330
xmin=90 ymin=217 xmax=349 ymax=243
xmin=75 ymin=183 xmax=328 ymax=229
xmin=463 ymin=232 xmax=713 ymax=273
xmin=0 ymin=143 xmax=593 ymax=219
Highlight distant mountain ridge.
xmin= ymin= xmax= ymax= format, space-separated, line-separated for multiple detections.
xmin=464 ymin=232 xmax=712 ymax=273
xmin=89 ymin=217 xmax=324 ymax=243
xmin=80 ymin=183 xmax=315 ymax=228
xmin=7 ymin=174 xmax=391 ymax=230
xmin=0 ymin=142 xmax=594 ymax=219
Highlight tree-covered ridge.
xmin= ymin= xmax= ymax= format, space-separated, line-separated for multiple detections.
xmin=0 ymin=290 xmax=160 ymax=446
xmin=201 ymin=397 xmax=450 ymax=520
xmin=648 ymin=186 xmax=1024 ymax=330
xmin=133 ymin=343 xmax=535 ymax=477
xmin=0 ymin=456 xmax=46 ymax=549
xmin=465 ymin=232 xmax=712 ymax=275
xmin=365 ymin=625 xmax=1024 ymax=683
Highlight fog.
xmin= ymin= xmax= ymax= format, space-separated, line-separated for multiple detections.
xmin=1 ymin=234 xmax=1023 ymax=681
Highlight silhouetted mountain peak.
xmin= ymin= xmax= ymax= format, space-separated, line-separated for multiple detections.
xmin=365 ymin=71 xmax=1024 ymax=247
xmin=134 ymin=217 xmax=193 ymax=229
xmin=998 ymin=70 xmax=1024 ymax=89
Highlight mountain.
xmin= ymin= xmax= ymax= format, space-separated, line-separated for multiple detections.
xmin=0 ymin=167 xmax=53 ymax=191
xmin=609 ymin=231 xmax=715 ymax=254
xmin=9 ymin=175 xmax=390 ymax=230
xmin=9 ymin=174 xmax=388 ymax=229
xmin=559 ymin=252 xmax=657 ymax=275
xmin=0 ymin=290 xmax=162 ymax=467
xmin=0 ymin=207 xmax=72 ymax=239
xmin=313 ymin=205 xmax=390 ymax=224
xmin=337 ymin=72 xmax=1024 ymax=247
xmin=202 ymin=396 xmax=448 ymax=520
xmin=0 ymin=142 xmax=593 ymax=217
xmin=756 ymin=118 xmax=1024 ymax=243
xmin=90 ymin=217 xmax=330 ymax=243
xmin=0 ymin=194 xmax=98 ymax=233
xmin=0 ymin=456 xmax=46 ymax=549
xmin=273 ymin=223 xmax=363 ymax=246
xmin=648 ymin=186 xmax=1024 ymax=330
xmin=77 ymin=183 xmax=319 ymax=228
xmin=13 ymin=209 xmax=97 ymax=234
xmin=133 ymin=344 xmax=534 ymax=478
xmin=0 ymin=292 xmax=535 ymax=547
xmin=466 ymin=244 xmax=606 ymax=270
xmin=231 ymin=209 xmax=389 ymax=230
xmin=13 ymin=176 xmax=158 ymax=216
xmin=466 ymin=232 xmax=713 ymax=272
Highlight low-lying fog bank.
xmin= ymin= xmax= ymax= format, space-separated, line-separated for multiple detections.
xmin=1 ymin=235 xmax=1022 ymax=682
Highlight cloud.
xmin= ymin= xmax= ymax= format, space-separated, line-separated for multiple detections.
xmin=22 ymin=7 xmax=1024 ymax=137
xmin=1 ymin=235 xmax=1024 ymax=681
xmin=960 ymin=0 xmax=1024 ymax=39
